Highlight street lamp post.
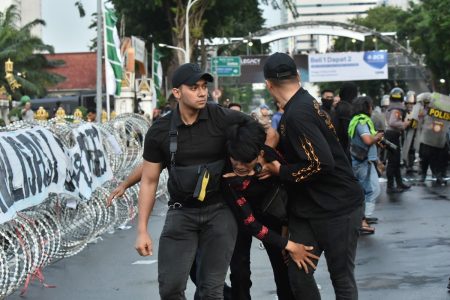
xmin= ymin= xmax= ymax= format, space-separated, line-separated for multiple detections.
xmin=185 ymin=0 xmax=200 ymax=63
xmin=159 ymin=43 xmax=187 ymax=62
xmin=247 ymin=41 xmax=253 ymax=56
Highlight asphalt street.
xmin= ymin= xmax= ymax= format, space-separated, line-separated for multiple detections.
xmin=8 ymin=177 xmax=450 ymax=300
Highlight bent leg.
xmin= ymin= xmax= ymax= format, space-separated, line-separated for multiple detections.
xmin=312 ymin=206 xmax=362 ymax=300
xmin=288 ymin=215 xmax=322 ymax=300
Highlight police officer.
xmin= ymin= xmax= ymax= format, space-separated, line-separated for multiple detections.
xmin=385 ymin=87 xmax=411 ymax=193
xmin=417 ymin=92 xmax=450 ymax=186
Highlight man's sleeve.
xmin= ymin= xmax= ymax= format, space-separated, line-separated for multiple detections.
xmin=388 ymin=109 xmax=406 ymax=130
xmin=142 ymin=127 xmax=164 ymax=163
xmin=225 ymin=182 xmax=288 ymax=249
xmin=279 ymin=112 xmax=335 ymax=183
xmin=215 ymin=105 xmax=255 ymax=128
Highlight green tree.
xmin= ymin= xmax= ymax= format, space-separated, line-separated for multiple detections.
xmin=0 ymin=5 xmax=64 ymax=99
xmin=323 ymin=6 xmax=411 ymax=102
xmin=110 ymin=0 xmax=296 ymax=62
xmin=401 ymin=0 xmax=450 ymax=93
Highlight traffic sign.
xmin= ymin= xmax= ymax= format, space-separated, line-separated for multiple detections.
xmin=211 ymin=56 xmax=241 ymax=77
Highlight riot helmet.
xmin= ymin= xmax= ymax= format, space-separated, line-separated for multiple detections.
xmin=389 ymin=87 xmax=404 ymax=102
xmin=381 ymin=94 xmax=390 ymax=107
xmin=417 ymin=92 xmax=432 ymax=104
xmin=405 ymin=91 xmax=416 ymax=104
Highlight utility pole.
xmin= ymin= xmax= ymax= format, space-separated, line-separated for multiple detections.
xmin=96 ymin=0 xmax=103 ymax=122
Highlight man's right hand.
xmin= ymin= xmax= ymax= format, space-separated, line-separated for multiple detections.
xmin=285 ymin=240 xmax=320 ymax=274
xmin=106 ymin=183 xmax=127 ymax=207
xmin=135 ymin=232 xmax=153 ymax=256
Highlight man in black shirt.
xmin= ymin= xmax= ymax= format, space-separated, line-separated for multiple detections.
xmin=262 ymin=53 xmax=364 ymax=300
xmin=136 ymin=63 xmax=252 ymax=299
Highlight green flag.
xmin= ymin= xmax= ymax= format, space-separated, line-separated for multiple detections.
xmin=152 ymin=46 xmax=163 ymax=102
xmin=103 ymin=6 xmax=123 ymax=96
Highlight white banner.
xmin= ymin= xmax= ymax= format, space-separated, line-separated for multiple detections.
xmin=308 ymin=51 xmax=388 ymax=82
xmin=132 ymin=36 xmax=146 ymax=64
xmin=0 ymin=124 xmax=113 ymax=224
xmin=66 ymin=124 xmax=113 ymax=200
xmin=0 ymin=127 xmax=68 ymax=224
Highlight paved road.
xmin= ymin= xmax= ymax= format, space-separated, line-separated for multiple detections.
xmin=8 ymin=179 xmax=450 ymax=300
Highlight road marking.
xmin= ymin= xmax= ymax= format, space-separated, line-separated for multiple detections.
xmin=132 ymin=260 xmax=158 ymax=265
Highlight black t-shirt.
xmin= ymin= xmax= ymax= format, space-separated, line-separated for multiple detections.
xmin=277 ymin=88 xmax=364 ymax=219
xmin=143 ymin=103 xmax=253 ymax=204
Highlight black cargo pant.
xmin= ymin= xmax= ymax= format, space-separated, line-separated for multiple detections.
xmin=158 ymin=202 xmax=237 ymax=300
xmin=229 ymin=214 xmax=295 ymax=300
xmin=420 ymin=143 xmax=448 ymax=178
xmin=385 ymin=130 xmax=403 ymax=187
xmin=287 ymin=206 xmax=363 ymax=300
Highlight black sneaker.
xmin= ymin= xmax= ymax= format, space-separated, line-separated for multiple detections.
xmin=398 ymin=183 xmax=411 ymax=189
xmin=387 ymin=187 xmax=404 ymax=193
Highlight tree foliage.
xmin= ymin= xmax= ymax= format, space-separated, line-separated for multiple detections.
xmin=401 ymin=0 xmax=450 ymax=93
xmin=323 ymin=6 xmax=412 ymax=103
xmin=327 ymin=2 xmax=450 ymax=96
xmin=110 ymin=0 xmax=268 ymax=64
xmin=0 ymin=5 xmax=65 ymax=99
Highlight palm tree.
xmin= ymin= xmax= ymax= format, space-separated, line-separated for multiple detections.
xmin=0 ymin=4 xmax=65 ymax=99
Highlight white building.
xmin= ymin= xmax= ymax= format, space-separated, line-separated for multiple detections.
xmin=0 ymin=0 xmax=42 ymax=38
xmin=280 ymin=0 xmax=412 ymax=54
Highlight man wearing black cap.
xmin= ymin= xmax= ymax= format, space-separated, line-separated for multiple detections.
xmin=262 ymin=53 xmax=364 ymax=300
xmin=136 ymin=63 xmax=253 ymax=299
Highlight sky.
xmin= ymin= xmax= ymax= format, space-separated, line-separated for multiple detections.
xmin=42 ymin=0 xmax=97 ymax=53
xmin=41 ymin=1 xmax=280 ymax=53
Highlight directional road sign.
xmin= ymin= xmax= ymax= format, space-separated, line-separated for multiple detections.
xmin=211 ymin=56 xmax=241 ymax=77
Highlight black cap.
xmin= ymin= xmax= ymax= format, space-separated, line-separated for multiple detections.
xmin=172 ymin=63 xmax=213 ymax=88
xmin=263 ymin=52 xmax=298 ymax=79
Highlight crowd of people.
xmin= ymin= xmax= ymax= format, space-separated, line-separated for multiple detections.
xmin=107 ymin=53 xmax=449 ymax=300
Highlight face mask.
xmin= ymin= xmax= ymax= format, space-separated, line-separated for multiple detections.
xmin=322 ymin=100 xmax=333 ymax=110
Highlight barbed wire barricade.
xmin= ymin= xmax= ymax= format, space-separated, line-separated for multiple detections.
xmin=0 ymin=115 xmax=168 ymax=298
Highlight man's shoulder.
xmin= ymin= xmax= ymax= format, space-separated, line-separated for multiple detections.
xmin=148 ymin=113 xmax=171 ymax=135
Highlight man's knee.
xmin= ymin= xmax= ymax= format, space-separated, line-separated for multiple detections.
xmin=198 ymin=281 xmax=224 ymax=300
xmin=289 ymin=265 xmax=320 ymax=299
xmin=329 ymin=272 xmax=358 ymax=300
xmin=159 ymin=272 xmax=187 ymax=300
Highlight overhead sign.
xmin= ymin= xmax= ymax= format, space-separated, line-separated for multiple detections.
xmin=308 ymin=51 xmax=388 ymax=82
xmin=211 ymin=56 xmax=241 ymax=77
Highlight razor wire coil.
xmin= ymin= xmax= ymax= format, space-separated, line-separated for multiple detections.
xmin=0 ymin=114 xmax=168 ymax=298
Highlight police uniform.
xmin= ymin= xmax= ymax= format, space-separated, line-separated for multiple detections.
xmin=417 ymin=93 xmax=450 ymax=185
xmin=385 ymin=88 xmax=411 ymax=192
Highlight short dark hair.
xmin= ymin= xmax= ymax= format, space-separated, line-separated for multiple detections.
xmin=266 ymin=75 xmax=299 ymax=87
xmin=226 ymin=122 xmax=266 ymax=163
xmin=87 ymin=108 xmax=96 ymax=114
xmin=228 ymin=102 xmax=241 ymax=110
xmin=321 ymin=89 xmax=334 ymax=96
xmin=352 ymin=96 xmax=373 ymax=116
